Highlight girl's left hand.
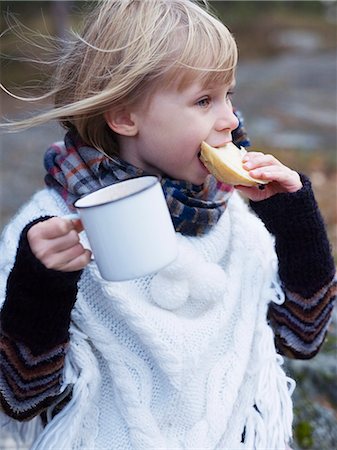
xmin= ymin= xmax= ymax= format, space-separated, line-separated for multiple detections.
xmin=235 ymin=151 xmax=303 ymax=201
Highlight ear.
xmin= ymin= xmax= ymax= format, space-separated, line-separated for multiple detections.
xmin=104 ymin=109 xmax=138 ymax=136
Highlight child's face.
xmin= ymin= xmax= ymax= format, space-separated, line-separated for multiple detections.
xmin=120 ymin=79 xmax=239 ymax=185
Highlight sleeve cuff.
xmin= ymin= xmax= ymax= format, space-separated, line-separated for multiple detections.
xmin=250 ymin=174 xmax=316 ymax=234
xmin=1 ymin=217 xmax=82 ymax=355
xmin=250 ymin=174 xmax=335 ymax=296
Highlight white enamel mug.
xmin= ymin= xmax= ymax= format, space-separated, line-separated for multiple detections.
xmin=71 ymin=176 xmax=178 ymax=281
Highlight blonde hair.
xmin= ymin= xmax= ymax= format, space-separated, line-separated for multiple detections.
xmin=1 ymin=0 xmax=238 ymax=155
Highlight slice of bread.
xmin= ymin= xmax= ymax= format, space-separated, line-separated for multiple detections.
xmin=200 ymin=141 xmax=269 ymax=187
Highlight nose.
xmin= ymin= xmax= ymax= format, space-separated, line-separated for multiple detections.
xmin=214 ymin=103 xmax=239 ymax=132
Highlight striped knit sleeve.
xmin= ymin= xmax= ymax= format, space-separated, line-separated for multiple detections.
xmin=250 ymin=174 xmax=337 ymax=359
xmin=0 ymin=218 xmax=81 ymax=420
xmin=0 ymin=331 xmax=70 ymax=421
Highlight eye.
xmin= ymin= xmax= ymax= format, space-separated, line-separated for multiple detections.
xmin=226 ymin=90 xmax=235 ymax=101
xmin=196 ymin=96 xmax=211 ymax=108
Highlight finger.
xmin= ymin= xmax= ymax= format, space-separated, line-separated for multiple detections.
xmin=242 ymin=151 xmax=264 ymax=161
xmin=57 ymin=249 xmax=92 ymax=272
xmin=43 ymin=243 xmax=90 ymax=271
xmin=44 ymin=229 xmax=81 ymax=254
xmin=243 ymin=153 xmax=282 ymax=170
xmin=64 ymin=215 xmax=84 ymax=234
xmin=248 ymin=168 xmax=273 ymax=183
xmin=51 ymin=243 xmax=85 ymax=269
xmin=71 ymin=218 xmax=84 ymax=234
xmin=30 ymin=217 xmax=75 ymax=241
xmin=242 ymin=151 xmax=266 ymax=166
xmin=249 ymin=167 xmax=301 ymax=192
xmin=29 ymin=228 xmax=81 ymax=263
xmin=248 ymin=167 xmax=282 ymax=185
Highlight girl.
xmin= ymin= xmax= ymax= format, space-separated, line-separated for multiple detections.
xmin=0 ymin=1 xmax=336 ymax=449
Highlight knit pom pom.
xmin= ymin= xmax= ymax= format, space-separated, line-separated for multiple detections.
xmin=188 ymin=262 xmax=227 ymax=304
xmin=159 ymin=240 xmax=198 ymax=280
xmin=150 ymin=273 xmax=190 ymax=310
xmin=150 ymin=239 xmax=227 ymax=310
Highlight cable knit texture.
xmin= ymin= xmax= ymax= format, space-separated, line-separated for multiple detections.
xmin=0 ymin=188 xmax=296 ymax=449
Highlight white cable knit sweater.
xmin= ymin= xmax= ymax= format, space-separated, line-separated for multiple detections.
xmin=0 ymin=189 xmax=295 ymax=450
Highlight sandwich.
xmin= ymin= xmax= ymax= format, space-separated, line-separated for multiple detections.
xmin=200 ymin=141 xmax=269 ymax=187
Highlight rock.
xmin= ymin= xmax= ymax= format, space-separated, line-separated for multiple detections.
xmin=285 ymin=309 xmax=337 ymax=449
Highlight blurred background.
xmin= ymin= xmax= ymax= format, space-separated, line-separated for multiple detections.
xmin=0 ymin=1 xmax=336 ymax=449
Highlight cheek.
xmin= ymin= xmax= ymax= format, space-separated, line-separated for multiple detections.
xmin=140 ymin=112 xmax=202 ymax=166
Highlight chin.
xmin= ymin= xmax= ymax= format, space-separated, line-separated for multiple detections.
xmin=194 ymin=167 xmax=210 ymax=185
xmin=187 ymin=173 xmax=208 ymax=185
xmin=168 ymin=165 xmax=208 ymax=185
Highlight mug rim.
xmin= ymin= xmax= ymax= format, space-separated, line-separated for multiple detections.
xmin=73 ymin=175 xmax=161 ymax=209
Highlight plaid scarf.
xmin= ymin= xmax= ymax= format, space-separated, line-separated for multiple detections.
xmin=45 ymin=114 xmax=249 ymax=236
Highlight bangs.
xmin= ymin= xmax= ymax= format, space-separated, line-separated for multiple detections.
xmin=127 ymin=2 xmax=238 ymax=103
xmin=172 ymin=55 xmax=237 ymax=92
xmin=158 ymin=8 xmax=238 ymax=91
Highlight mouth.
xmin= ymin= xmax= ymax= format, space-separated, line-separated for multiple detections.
xmin=198 ymin=149 xmax=209 ymax=174
xmin=198 ymin=142 xmax=227 ymax=158
xmin=212 ymin=141 xmax=232 ymax=149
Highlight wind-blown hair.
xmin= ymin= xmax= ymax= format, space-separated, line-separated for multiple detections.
xmin=1 ymin=0 xmax=238 ymax=155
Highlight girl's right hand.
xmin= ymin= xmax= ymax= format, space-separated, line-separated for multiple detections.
xmin=27 ymin=217 xmax=92 ymax=272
